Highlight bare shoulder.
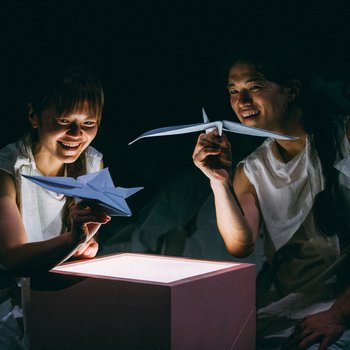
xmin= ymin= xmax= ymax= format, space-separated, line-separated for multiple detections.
xmin=233 ymin=162 xmax=261 ymax=212
xmin=0 ymin=170 xmax=28 ymax=259
xmin=233 ymin=163 xmax=256 ymax=197
xmin=0 ymin=170 xmax=16 ymax=200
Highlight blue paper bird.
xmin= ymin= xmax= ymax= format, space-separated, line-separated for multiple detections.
xmin=22 ymin=168 xmax=143 ymax=216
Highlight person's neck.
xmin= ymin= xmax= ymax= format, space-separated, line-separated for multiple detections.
xmin=274 ymin=135 xmax=307 ymax=163
xmin=36 ymin=158 xmax=66 ymax=177
xmin=273 ymin=110 xmax=307 ymax=163
xmin=32 ymin=145 xmax=66 ymax=177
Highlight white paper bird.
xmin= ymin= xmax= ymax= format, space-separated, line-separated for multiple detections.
xmin=129 ymin=108 xmax=298 ymax=144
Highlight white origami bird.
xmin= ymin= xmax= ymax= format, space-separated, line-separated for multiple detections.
xmin=129 ymin=108 xmax=298 ymax=144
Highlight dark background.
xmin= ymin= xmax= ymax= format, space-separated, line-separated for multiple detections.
xmin=1 ymin=0 xmax=350 ymax=212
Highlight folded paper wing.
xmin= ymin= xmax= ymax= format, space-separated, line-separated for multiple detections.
xmin=128 ymin=108 xmax=298 ymax=144
xmin=221 ymin=120 xmax=296 ymax=139
xmin=22 ymin=168 xmax=143 ymax=216
xmin=128 ymin=121 xmax=223 ymax=145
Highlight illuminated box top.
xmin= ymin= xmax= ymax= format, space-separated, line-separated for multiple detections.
xmin=52 ymin=253 xmax=238 ymax=284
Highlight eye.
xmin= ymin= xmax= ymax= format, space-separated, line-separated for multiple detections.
xmin=83 ymin=120 xmax=97 ymax=127
xmin=57 ymin=118 xmax=70 ymax=125
xmin=249 ymin=85 xmax=262 ymax=91
xmin=229 ymin=89 xmax=239 ymax=95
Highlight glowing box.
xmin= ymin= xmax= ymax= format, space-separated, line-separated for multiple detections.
xmin=28 ymin=253 xmax=255 ymax=349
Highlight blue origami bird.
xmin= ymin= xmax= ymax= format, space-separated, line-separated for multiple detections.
xmin=22 ymin=168 xmax=143 ymax=216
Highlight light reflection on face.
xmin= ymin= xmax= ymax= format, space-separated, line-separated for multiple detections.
xmin=31 ymin=104 xmax=98 ymax=167
xmin=227 ymin=63 xmax=291 ymax=133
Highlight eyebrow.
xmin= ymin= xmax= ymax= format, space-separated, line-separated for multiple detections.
xmin=56 ymin=113 xmax=96 ymax=119
xmin=227 ymin=76 xmax=266 ymax=88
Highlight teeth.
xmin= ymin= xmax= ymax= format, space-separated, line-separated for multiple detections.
xmin=60 ymin=142 xmax=80 ymax=148
xmin=242 ymin=111 xmax=259 ymax=118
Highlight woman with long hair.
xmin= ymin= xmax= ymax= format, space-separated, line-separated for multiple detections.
xmin=193 ymin=46 xmax=350 ymax=349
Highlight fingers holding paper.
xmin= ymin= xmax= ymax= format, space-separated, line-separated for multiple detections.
xmin=69 ymin=200 xmax=111 ymax=248
xmin=73 ymin=238 xmax=99 ymax=259
xmin=192 ymin=129 xmax=232 ymax=183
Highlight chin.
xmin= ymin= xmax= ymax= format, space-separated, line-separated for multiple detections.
xmin=242 ymin=118 xmax=259 ymax=126
xmin=59 ymin=153 xmax=82 ymax=164
xmin=62 ymin=148 xmax=86 ymax=161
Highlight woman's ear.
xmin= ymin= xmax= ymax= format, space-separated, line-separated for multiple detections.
xmin=287 ymin=79 xmax=301 ymax=102
xmin=28 ymin=103 xmax=39 ymax=128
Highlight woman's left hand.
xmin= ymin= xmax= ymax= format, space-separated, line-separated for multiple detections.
xmin=86 ymin=221 xmax=102 ymax=237
xmin=69 ymin=200 xmax=110 ymax=246
xmin=282 ymin=307 xmax=346 ymax=350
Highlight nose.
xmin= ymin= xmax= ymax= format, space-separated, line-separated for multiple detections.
xmin=67 ymin=122 xmax=82 ymax=137
xmin=237 ymin=90 xmax=252 ymax=106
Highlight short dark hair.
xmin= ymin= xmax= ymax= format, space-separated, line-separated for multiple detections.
xmin=28 ymin=63 xmax=104 ymax=125
xmin=226 ymin=43 xmax=313 ymax=105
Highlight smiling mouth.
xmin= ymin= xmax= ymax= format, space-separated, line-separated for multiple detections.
xmin=58 ymin=141 xmax=81 ymax=150
xmin=241 ymin=110 xmax=259 ymax=118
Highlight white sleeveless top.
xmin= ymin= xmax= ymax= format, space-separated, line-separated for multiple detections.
xmin=0 ymin=138 xmax=103 ymax=242
xmin=240 ymin=118 xmax=350 ymax=325
xmin=241 ymin=121 xmax=350 ymax=258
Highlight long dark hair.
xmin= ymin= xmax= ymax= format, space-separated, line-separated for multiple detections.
xmin=23 ymin=63 xmax=104 ymax=231
xmin=227 ymin=44 xmax=345 ymax=238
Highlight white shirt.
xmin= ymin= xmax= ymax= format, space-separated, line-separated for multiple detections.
xmin=0 ymin=138 xmax=102 ymax=242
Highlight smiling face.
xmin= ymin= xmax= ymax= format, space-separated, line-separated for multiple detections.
xmin=227 ymin=62 xmax=295 ymax=134
xmin=29 ymin=104 xmax=98 ymax=174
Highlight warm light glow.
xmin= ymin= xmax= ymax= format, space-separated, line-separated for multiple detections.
xmin=52 ymin=254 xmax=237 ymax=283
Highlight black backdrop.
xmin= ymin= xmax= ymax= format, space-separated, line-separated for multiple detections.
xmin=1 ymin=0 xmax=350 ymax=194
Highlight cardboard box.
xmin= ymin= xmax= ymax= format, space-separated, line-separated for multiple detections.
xmin=29 ymin=253 xmax=255 ymax=349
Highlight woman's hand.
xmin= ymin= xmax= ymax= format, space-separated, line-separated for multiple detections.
xmin=69 ymin=200 xmax=111 ymax=247
xmin=192 ymin=129 xmax=232 ymax=183
xmin=73 ymin=238 xmax=99 ymax=259
xmin=282 ymin=307 xmax=346 ymax=350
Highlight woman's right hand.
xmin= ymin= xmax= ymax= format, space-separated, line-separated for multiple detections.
xmin=192 ymin=129 xmax=232 ymax=183
xmin=69 ymin=200 xmax=111 ymax=246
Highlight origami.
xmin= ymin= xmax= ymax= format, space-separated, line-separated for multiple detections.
xmin=22 ymin=168 xmax=143 ymax=216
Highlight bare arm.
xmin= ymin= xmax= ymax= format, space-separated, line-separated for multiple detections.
xmin=211 ymin=164 xmax=261 ymax=257
xmin=0 ymin=170 xmax=110 ymax=276
xmin=193 ymin=130 xmax=261 ymax=257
